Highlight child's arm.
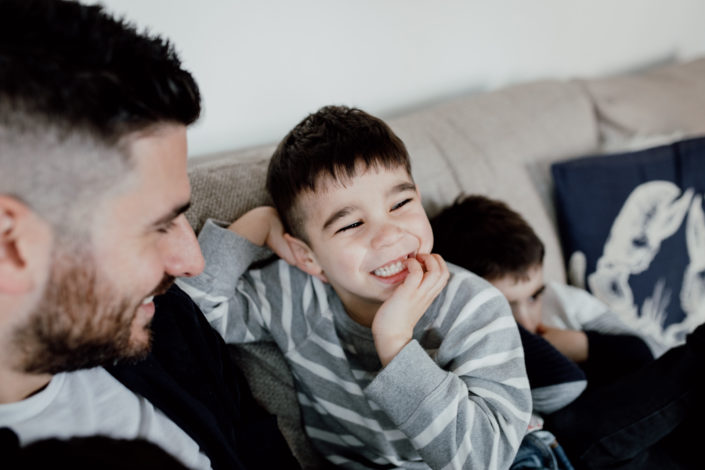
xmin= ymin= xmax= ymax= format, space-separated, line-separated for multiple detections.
xmin=366 ymin=273 xmax=532 ymax=470
xmin=544 ymin=281 xmax=665 ymax=357
xmin=177 ymin=207 xmax=293 ymax=344
xmin=536 ymin=325 xmax=589 ymax=362
xmin=227 ymin=206 xmax=296 ymax=266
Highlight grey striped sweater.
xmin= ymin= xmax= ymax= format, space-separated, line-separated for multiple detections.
xmin=178 ymin=221 xmax=532 ymax=469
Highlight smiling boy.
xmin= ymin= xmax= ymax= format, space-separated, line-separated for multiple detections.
xmin=179 ymin=106 xmax=531 ymax=469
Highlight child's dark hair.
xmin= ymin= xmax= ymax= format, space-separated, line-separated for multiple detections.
xmin=431 ymin=194 xmax=545 ymax=281
xmin=266 ymin=105 xmax=411 ymax=240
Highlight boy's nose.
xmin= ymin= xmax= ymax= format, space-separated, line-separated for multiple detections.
xmin=370 ymin=222 xmax=403 ymax=250
xmin=162 ymin=215 xmax=205 ymax=278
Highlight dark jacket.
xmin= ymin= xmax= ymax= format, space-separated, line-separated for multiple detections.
xmin=107 ymin=284 xmax=301 ymax=470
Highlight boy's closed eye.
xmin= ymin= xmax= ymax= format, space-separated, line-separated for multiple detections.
xmin=335 ymin=198 xmax=413 ymax=234
xmin=336 ymin=221 xmax=363 ymax=234
xmin=391 ymin=198 xmax=412 ymax=211
xmin=531 ymin=285 xmax=546 ymax=301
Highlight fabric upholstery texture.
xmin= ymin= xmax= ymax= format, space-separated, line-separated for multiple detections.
xmin=584 ymin=58 xmax=705 ymax=143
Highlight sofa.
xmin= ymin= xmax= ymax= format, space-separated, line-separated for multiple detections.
xmin=184 ymin=57 xmax=705 ymax=468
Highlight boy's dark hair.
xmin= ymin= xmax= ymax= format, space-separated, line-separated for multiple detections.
xmin=266 ymin=105 xmax=411 ymax=240
xmin=431 ymin=194 xmax=545 ymax=281
xmin=0 ymin=0 xmax=201 ymax=142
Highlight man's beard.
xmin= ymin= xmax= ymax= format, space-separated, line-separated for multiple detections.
xmin=13 ymin=248 xmax=174 ymax=375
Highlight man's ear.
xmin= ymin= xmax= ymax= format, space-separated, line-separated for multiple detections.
xmin=0 ymin=196 xmax=49 ymax=294
xmin=283 ymin=233 xmax=328 ymax=283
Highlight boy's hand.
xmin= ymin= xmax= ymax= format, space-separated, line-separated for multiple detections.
xmin=372 ymin=253 xmax=449 ymax=367
xmin=537 ymin=324 xmax=588 ymax=363
xmin=227 ymin=206 xmax=296 ymax=265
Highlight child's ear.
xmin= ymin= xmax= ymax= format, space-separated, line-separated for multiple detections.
xmin=283 ymin=233 xmax=328 ymax=283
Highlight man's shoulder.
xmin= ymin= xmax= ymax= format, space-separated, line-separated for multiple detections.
xmin=2 ymin=367 xmax=134 ymax=427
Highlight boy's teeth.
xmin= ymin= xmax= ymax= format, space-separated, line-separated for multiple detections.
xmin=142 ymin=296 xmax=154 ymax=305
xmin=374 ymin=261 xmax=404 ymax=278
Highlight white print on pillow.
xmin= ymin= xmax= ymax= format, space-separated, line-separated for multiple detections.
xmin=569 ymin=181 xmax=705 ymax=351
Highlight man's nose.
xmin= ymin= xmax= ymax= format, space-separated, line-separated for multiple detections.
xmin=162 ymin=215 xmax=205 ymax=278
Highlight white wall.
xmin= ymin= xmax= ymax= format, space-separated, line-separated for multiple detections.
xmin=91 ymin=0 xmax=705 ymax=158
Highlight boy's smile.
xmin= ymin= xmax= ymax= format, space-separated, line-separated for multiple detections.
xmin=372 ymin=254 xmax=413 ymax=283
xmin=292 ymin=163 xmax=433 ymax=326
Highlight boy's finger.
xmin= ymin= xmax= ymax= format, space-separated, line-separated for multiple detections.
xmin=418 ymin=253 xmax=445 ymax=284
xmin=434 ymin=253 xmax=448 ymax=274
xmin=403 ymin=257 xmax=424 ymax=287
xmin=416 ymin=253 xmax=438 ymax=274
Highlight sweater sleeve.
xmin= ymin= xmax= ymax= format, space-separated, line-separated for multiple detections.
xmin=176 ymin=220 xmax=277 ymax=344
xmin=518 ymin=324 xmax=587 ymax=414
xmin=365 ymin=273 xmax=532 ymax=470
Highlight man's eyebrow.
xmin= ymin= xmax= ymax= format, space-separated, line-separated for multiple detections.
xmin=322 ymin=206 xmax=354 ymax=232
xmin=151 ymin=201 xmax=191 ymax=227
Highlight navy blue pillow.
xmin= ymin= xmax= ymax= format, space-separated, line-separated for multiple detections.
xmin=552 ymin=136 xmax=705 ymax=350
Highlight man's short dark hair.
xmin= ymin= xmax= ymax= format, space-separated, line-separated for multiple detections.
xmin=0 ymin=0 xmax=201 ymax=237
xmin=431 ymin=194 xmax=545 ymax=281
xmin=266 ymin=105 xmax=411 ymax=240
xmin=0 ymin=0 xmax=201 ymax=142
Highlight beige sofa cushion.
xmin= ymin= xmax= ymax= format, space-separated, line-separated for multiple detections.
xmin=186 ymin=147 xmax=275 ymax=233
xmin=584 ymin=58 xmax=705 ymax=144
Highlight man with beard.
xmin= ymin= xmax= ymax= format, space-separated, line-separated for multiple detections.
xmin=0 ymin=1 xmax=300 ymax=469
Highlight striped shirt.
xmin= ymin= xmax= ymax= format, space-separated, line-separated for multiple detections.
xmin=179 ymin=221 xmax=531 ymax=469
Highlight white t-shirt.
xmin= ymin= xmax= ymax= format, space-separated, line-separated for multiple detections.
xmin=0 ymin=366 xmax=211 ymax=470
xmin=542 ymin=281 xmax=666 ymax=357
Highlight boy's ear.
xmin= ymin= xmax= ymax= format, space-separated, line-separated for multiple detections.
xmin=283 ymin=233 xmax=328 ymax=283
xmin=0 ymin=196 xmax=49 ymax=295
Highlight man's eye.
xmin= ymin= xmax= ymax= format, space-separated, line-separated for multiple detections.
xmin=336 ymin=221 xmax=362 ymax=233
xmin=157 ymin=220 xmax=176 ymax=234
xmin=392 ymin=198 xmax=412 ymax=211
